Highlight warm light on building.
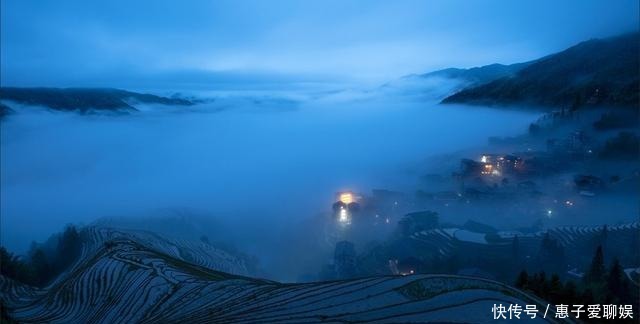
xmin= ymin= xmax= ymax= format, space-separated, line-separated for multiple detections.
xmin=339 ymin=207 xmax=349 ymax=223
xmin=339 ymin=192 xmax=354 ymax=204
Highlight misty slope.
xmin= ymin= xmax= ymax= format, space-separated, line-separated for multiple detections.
xmin=1 ymin=228 xmax=572 ymax=323
xmin=408 ymin=222 xmax=640 ymax=269
xmin=0 ymin=102 xmax=14 ymax=119
xmin=442 ymin=33 xmax=640 ymax=108
xmin=93 ymin=211 xmax=232 ymax=245
xmin=417 ymin=62 xmax=531 ymax=86
xmin=382 ymin=62 xmax=530 ymax=101
xmin=0 ymin=87 xmax=192 ymax=113
xmin=83 ymin=227 xmax=254 ymax=277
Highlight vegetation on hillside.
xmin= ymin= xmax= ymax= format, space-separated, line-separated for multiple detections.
xmin=442 ymin=33 xmax=639 ymax=109
xmin=0 ymin=87 xmax=192 ymax=113
xmin=0 ymin=225 xmax=83 ymax=287
xmin=598 ymin=131 xmax=640 ymax=160
xmin=516 ymin=245 xmax=638 ymax=322
xmin=593 ymin=111 xmax=640 ymax=130
xmin=417 ymin=62 xmax=530 ymax=86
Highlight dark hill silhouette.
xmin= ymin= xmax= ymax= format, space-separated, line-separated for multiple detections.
xmin=0 ymin=87 xmax=193 ymax=113
xmin=442 ymin=32 xmax=639 ymax=109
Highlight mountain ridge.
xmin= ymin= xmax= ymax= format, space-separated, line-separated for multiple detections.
xmin=414 ymin=62 xmax=532 ymax=86
xmin=0 ymin=87 xmax=193 ymax=114
xmin=441 ymin=32 xmax=640 ymax=109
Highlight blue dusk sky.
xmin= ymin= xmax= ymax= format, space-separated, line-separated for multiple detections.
xmin=1 ymin=0 xmax=638 ymax=87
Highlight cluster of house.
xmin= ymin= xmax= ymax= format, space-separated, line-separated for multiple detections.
xmin=458 ymin=130 xmax=594 ymax=184
xmin=331 ymin=189 xmax=411 ymax=226
xmin=327 ymin=129 xmax=604 ymax=233
xmin=546 ymin=131 xmax=593 ymax=157
xmin=470 ymin=126 xmax=594 ymax=170
xmin=459 ymin=154 xmax=524 ymax=179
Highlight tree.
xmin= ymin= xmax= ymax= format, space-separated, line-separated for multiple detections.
xmin=600 ymin=225 xmax=608 ymax=243
xmin=538 ymin=233 xmax=565 ymax=274
xmin=528 ymin=272 xmax=548 ymax=297
xmin=560 ymin=280 xmax=578 ymax=304
xmin=515 ymin=270 xmax=528 ymax=289
xmin=1 ymin=225 xmax=84 ymax=287
xmin=606 ymin=258 xmax=630 ymax=303
xmin=0 ymin=247 xmax=21 ymax=278
xmin=589 ymin=225 xmax=608 ymax=257
xmin=548 ymin=274 xmax=563 ymax=302
xmin=581 ymin=288 xmax=595 ymax=305
xmin=0 ymin=247 xmax=33 ymax=284
xmin=54 ymin=225 xmax=82 ymax=274
xmin=585 ymin=245 xmax=605 ymax=284
xmin=30 ymin=248 xmax=51 ymax=287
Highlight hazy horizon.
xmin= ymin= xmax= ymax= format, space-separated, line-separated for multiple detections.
xmin=1 ymin=0 xmax=638 ymax=89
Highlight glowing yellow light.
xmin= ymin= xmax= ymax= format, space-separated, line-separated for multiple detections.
xmin=339 ymin=208 xmax=348 ymax=222
xmin=339 ymin=192 xmax=354 ymax=204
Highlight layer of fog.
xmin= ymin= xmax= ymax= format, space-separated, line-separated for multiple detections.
xmin=1 ymin=85 xmax=540 ymax=280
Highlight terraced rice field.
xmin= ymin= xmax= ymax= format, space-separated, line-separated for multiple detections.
xmin=410 ymin=221 xmax=640 ymax=262
xmin=1 ymin=227 xmax=574 ymax=323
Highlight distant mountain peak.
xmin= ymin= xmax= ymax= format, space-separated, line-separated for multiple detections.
xmin=441 ymin=32 xmax=640 ymax=109
xmin=0 ymin=87 xmax=193 ymax=114
xmin=415 ymin=61 xmax=531 ymax=86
